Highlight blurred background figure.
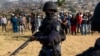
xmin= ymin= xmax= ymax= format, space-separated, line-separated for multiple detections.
xmin=21 ymin=15 xmax=26 ymax=30
xmin=35 ymin=14 xmax=42 ymax=32
xmin=10 ymin=14 xmax=19 ymax=33
xmin=76 ymin=12 xmax=82 ymax=33
xmin=70 ymin=14 xmax=77 ymax=35
xmin=30 ymin=12 xmax=36 ymax=34
xmin=81 ymin=13 xmax=88 ymax=35
xmin=0 ymin=16 xmax=2 ymax=26
xmin=26 ymin=15 xmax=31 ymax=30
xmin=1 ymin=15 xmax=7 ymax=32
xmin=18 ymin=15 xmax=25 ymax=35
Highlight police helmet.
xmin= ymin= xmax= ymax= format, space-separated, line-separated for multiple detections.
xmin=91 ymin=2 xmax=100 ymax=31
xmin=43 ymin=1 xmax=57 ymax=12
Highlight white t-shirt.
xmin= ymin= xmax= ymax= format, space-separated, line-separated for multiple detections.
xmin=1 ymin=17 xmax=7 ymax=24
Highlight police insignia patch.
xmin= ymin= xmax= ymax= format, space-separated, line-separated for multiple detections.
xmin=56 ymin=25 xmax=60 ymax=32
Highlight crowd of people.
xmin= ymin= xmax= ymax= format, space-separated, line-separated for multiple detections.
xmin=0 ymin=13 xmax=42 ymax=35
xmin=58 ymin=11 xmax=93 ymax=35
xmin=0 ymin=11 xmax=94 ymax=35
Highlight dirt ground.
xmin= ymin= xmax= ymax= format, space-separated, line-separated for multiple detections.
xmin=0 ymin=25 xmax=100 ymax=56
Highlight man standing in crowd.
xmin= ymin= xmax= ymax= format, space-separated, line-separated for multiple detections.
xmin=26 ymin=15 xmax=31 ymax=30
xmin=0 ymin=16 xmax=2 ymax=26
xmin=1 ymin=15 xmax=7 ymax=32
xmin=11 ymin=14 xmax=19 ymax=33
xmin=81 ymin=13 xmax=88 ymax=35
xmin=70 ymin=14 xmax=77 ymax=35
xmin=30 ymin=12 xmax=36 ymax=34
xmin=18 ymin=15 xmax=25 ymax=35
xmin=76 ymin=12 xmax=82 ymax=33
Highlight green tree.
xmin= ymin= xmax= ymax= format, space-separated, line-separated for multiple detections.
xmin=57 ymin=0 xmax=65 ymax=6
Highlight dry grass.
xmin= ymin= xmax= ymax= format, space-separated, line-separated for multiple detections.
xmin=0 ymin=24 xmax=100 ymax=56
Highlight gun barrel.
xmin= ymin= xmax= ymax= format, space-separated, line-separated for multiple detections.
xmin=10 ymin=38 xmax=30 ymax=56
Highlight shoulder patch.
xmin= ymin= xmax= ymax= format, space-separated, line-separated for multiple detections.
xmin=56 ymin=25 xmax=60 ymax=32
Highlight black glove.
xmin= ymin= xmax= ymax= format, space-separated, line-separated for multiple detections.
xmin=29 ymin=36 xmax=35 ymax=41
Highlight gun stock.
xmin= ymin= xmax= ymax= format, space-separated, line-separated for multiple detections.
xmin=10 ymin=38 xmax=30 ymax=56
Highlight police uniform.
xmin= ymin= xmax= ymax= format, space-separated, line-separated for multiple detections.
xmin=30 ymin=1 xmax=66 ymax=56
xmin=34 ymin=17 xmax=61 ymax=56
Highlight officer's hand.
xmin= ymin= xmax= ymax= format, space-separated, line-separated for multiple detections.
xmin=29 ymin=36 xmax=35 ymax=41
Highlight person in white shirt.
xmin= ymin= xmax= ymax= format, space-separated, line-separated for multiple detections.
xmin=1 ymin=15 xmax=7 ymax=32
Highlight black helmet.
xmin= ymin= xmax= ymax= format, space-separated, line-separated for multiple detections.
xmin=91 ymin=2 xmax=100 ymax=31
xmin=43 ymin=1 xmax=57 ymax=12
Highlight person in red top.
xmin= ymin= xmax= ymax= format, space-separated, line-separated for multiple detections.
xmin=70 ymin=14 xmax=77 ymax=35
xmin=76 ymin=12 xmax=82 ymax=33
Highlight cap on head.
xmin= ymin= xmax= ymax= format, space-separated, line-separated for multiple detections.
xmin=43 ymin=1 xmax=57 ymax=12
xmin=91 ymin=2 xmax=100 ymax=31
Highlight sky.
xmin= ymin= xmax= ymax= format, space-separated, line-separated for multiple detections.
xmin=9 ymin=0 xmax=18 ymax=1
xmin=9 ymin=0 xmax=57 ymax=2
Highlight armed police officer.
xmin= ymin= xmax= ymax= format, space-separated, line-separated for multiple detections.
xmin=30 ymin=1 xmax=66 ymax=56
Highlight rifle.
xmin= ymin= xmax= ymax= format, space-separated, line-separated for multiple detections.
xmin=10 ymin=30 xmax=37 ymax=56
xmin=10 ymin=38 xmax=30 ymax=56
